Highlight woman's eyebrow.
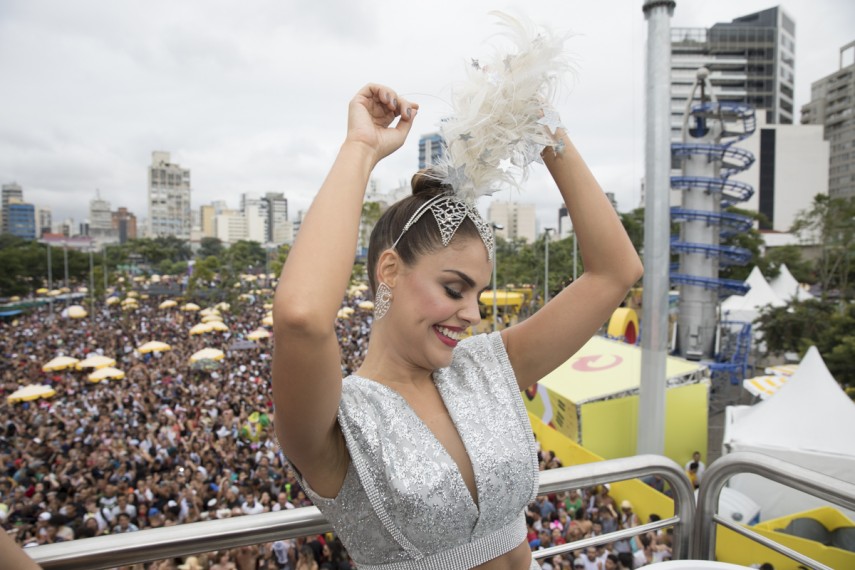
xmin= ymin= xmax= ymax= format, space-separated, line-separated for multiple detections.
xmin=442 ymin=269 xmax=475 ymax=288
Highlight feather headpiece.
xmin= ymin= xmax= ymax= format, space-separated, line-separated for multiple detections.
xmin=432 ymin=11 xmax=574 ymax=202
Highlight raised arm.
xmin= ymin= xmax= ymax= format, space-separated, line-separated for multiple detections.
xmin=502 ymin=131 xmax=643 ymax=390
xmin=272 ymin=84 xmax=417 ymax=495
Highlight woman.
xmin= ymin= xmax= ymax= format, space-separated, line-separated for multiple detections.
xmin=295 ymin=545 xmax=319 ymax=570
xmin=273 ymin=77 xmax=641 ymax=568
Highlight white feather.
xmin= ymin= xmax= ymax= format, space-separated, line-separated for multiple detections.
xmin=433 ymin=11 xmax=575 ymax=202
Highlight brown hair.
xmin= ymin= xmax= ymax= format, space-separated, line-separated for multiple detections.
xmin=366 ymin=169 xmax=482 ymax=296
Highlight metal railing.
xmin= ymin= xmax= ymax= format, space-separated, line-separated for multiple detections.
xmin=29 ymin=454 xmax=694 ymax=570
xmin=692 ymin=451 xmax=855 ymax=570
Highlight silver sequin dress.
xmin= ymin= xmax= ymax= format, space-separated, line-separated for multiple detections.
xmin=294 ymin=331 xmax=540 ymax=570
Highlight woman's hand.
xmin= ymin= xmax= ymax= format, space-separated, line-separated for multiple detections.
xmin=346 ymin=83 xmax=418 ymax=164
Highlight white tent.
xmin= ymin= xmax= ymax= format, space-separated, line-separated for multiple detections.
xmin=721 ymin=266 xmax=786 ymax=324
xmin=722 ymin=346 xmax=855 ymax=520
xmin=769 ymin=263 xmax=814 ymax=302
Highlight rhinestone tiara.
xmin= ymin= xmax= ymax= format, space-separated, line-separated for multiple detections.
xmin=391 ymin=194 xmax=495 ymax=262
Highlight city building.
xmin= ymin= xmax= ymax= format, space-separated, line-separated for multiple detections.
xmin=263 ymin=192 xmax=290 ymax=245
xmin=37 ymin=207 xmax=52 ymax=238
xmin=418 ymin=133 xmax=445 ymax=169
xmin=147 ymin=151 xmax=192 ymax=239
xmin=729 ymin=114 xmax=829 ymax=231
xmin=557 ymin=205 xmax=572 ymax=241
xmin=801 ymin=41 xmax=855 ymax=199
xmin=1 ymin=182 xmax=23 ymax=234
xmin=111 ymin=207 xmax=138 ymax=244
xmin=200 ymin=205 xmax=217 ymax=238
xmin=88 ymin=190 xmax=118 ymax=246
xmin=214 ymin=206 xmax=266 ymax=245
xmin=671 ymin=6 xmax=796 ymax=138
xmin=6 ymin=199 xmax=36 ymax=239
xmin=487 ymin=201 xmax=537 ymax=244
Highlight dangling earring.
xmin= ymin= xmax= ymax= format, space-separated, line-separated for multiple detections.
xmin=374 ymin=282 xmax=393 ymax=320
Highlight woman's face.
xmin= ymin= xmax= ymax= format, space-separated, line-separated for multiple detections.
xmin=387 ymin=236 xmax=491 ymax=370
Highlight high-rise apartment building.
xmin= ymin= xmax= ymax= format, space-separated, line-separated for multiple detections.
xmin=487 ymin=201 xmax=537 ymax=244
xmin=2 ymin=182 xmax=24 ymax=234
xmin=418 ymin=133 xmax=445 ymax=169
xmin=147 ymin=151 xmax=191 ymax=239
xmin=801 ymin=41 xmax=855 ymax=199
xmin=37 ymin=207 xmax=52 ymax=237
xmin=671 ymin=7 xmax=796 ymax=139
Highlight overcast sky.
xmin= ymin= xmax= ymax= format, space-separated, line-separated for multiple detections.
xmin=1 ymin=0 xmax=853 ymax=234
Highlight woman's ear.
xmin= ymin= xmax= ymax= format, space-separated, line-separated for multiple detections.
xmin=376 ymin=248 xmax=401 ymax=288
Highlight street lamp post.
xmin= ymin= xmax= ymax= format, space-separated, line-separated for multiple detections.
xmin=491 ymin=223 xmax=503 ymax=332
xmin=544 ymin=227 xmax=554 ymax=305
xmin=89 ymin=244 xmax=95 ymax=321
xmin=46 ymin=242 xmax=53 ymax=317
xmin=63 ymin=241 xmax=69 ymax=306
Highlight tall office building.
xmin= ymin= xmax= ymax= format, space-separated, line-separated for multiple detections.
xmin=6 ymin=199 xmax=36 ymax=239
xmin=147 ymin=151 xmax=192 ymax=239
xmin=487 ymin=201 xmax=537 ymax=244
xmin=418 ymin=133 xmax=445 ymax=169
xmin=263 ymin=192 xmax=290 ymax=244
xmin=801 ymin=41 xmax=855 ymax=199
xmin=112 ymin=207 xmax=138 ymax=244
xmin=37 ymin=207 xmax=52 ymax=237
xmin=2 ymin=182 xmax=24 ymax=234
xmin=671 ymin=7 xmax=796 ymax=138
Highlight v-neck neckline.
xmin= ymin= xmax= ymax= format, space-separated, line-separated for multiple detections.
xmin=349 ymin=374 xmax=481 ymax=515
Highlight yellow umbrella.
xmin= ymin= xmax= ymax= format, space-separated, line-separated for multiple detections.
xmin=48 ymin=289 xmax=62 ymax=296
xmin=77 ymin=287 xmax=88 ymax=294
xmin=261 ymin=314 xmax=273 ymax=327
xmin=242 ymin=274 xmax=258 ymax=282
xmin=263 ymin=303 xmax=273 ymax=310
xmin=140 ymin=294 xmax=150 ymax=300
xmin=137 ymin=341 xmax=172 ymax=354
xmin=208 ymin=321 xmax=229 ymax=332
xmin=67 ymin=305 xmax=88 ymax=319
xmin=247 ymin=328 xmax=270 ymax=341
xmin=42 ymin=356 xmax=79 ymax=372
xmin=238 ymin=293 xmax=253 ymax=300
xmin=199 ymin=308 xmax=220 ymax=317
xmin=76 ymin=355 xmax=116 ymax=370
xmin=60 ymin=287 xmax=71 ymax=293
xmin=189 ymin=348 xmax=225 ymax=363
xmin=358 ymin=300 xmax=375 ymax=311
xmin=121 ymin=297 xmax=137 ymax=306
xmin=36 ymin=288 xmax=49 ymax=295
xmin=337 ymin=307 xmax=355 ymax=319
xmin=215 ymin=302 xmax=230 ymax=312
xmin=189 ymin=322 xmax=214 ymax=335
xmin=181 ymin=303 xmax=201 ymax=312
xmin=7 ymin=384 xmax=57 ymax=404
xmin=88 ymin=367 xmax=125 ymax=382
xmin=159 ymin=300 xmax=178 ymax=309
xmin=106 ymin=297 xmax=121 ymax=306
xmin=9 ymin=295 xmax=21 ymax=302
xmin=150 ymin=274 xmax=162 ymax=283
xmin=201 ymin=314 xmax=223 ymax=323
xmin=127 ymin=290 xmax=139 ymax=298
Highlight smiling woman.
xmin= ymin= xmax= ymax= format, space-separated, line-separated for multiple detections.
xmin=271 ymin=13 xmax=641 ymax=570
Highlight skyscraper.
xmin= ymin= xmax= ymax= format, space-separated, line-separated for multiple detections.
xmin=671 ymin=7 xmax=796 ymax=138
xmin=6 ymin=200 xmax=36 ymax=239
xmin=418 ymin=133 xmax=445 ymax=169
xmin=147 ymin=151 xmax=192 ymax=240
xmin=2 ymin=182 xmax=23 ymax=234
xmin=801 ymin=41 xmax=855 ymax=199
xmin=263 ymin=192 xmax=290 ymax=245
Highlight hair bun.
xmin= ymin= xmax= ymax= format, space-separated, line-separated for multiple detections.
xmin=411 ymin=168 xmax=452 ymax=197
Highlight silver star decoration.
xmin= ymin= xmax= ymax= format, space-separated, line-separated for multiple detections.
xmin=443 ymin=164 xmax=469 ymax=190
xmin=538 ymin=108 xmax=563 ymax=135
xmin=498 ymin=158 xmax=512 ymax=172
xmin=471 ymin=58 xmax=480 ymax=70
xmin=458 ymin=132 xmax=473 ymax=142
xmin=478 ymin=149 xmax=494 ymax=166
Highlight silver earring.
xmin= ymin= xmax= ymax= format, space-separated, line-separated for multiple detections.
xmin=374 ymin=283 xmax=392 ymax=320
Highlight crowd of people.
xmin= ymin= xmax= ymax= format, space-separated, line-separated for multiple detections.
xmin=1 ymin=284 xmax=670 ymax=569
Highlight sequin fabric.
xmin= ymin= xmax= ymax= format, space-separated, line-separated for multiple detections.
xmin=296 ymin=332 xmax=539 ymax=569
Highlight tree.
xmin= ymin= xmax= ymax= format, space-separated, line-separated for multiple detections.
xmin=791 ymin=194 xmax=855 ymax=301
xmin=719 ymin=207 xmax=768 ymax=282
xmin=619 ymin=208 xmax=645 ymax=256
xmin=763 ymin=245 xmax=814 ymax=284
xmin=198 ymin=237 xmax=224 ymax=259
xmin=225 ymin=240 xmax=266 ymax=274
xmin=757 ymin=299 xmax=855 ymax=388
